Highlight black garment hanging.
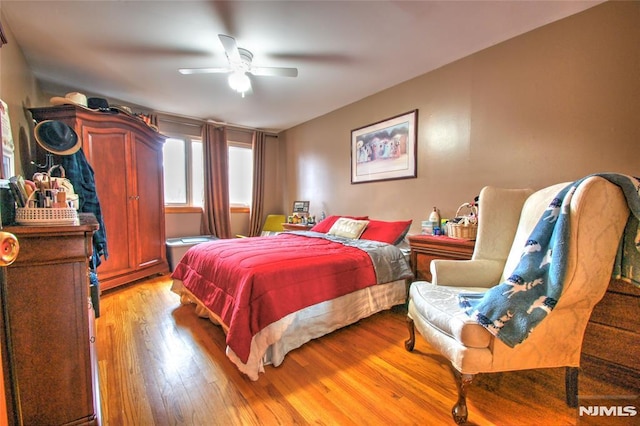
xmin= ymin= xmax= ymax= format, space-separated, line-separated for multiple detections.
xmin=59 ymin=149 xmax=108 ymax=317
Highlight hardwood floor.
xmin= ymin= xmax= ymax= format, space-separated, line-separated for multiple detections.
xmin=96 ymin=274 xmax=636 ymax=425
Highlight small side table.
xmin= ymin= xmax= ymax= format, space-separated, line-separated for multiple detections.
xmin=282 ymin=223 xmax=314 ymax=231
xmin=408 ymin=234 xmax=475 ymax=282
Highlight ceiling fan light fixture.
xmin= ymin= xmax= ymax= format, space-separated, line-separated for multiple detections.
xmin=180 ymin=35 xmax=297 ymax=96
xmin=228 ymin=71 xmax=251 ymax=95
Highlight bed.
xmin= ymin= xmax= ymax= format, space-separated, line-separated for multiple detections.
xmin=170 ymin=216 xmax=413 ymax=380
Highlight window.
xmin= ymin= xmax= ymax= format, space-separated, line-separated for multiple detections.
xmin=163 ymin=137 xmax=203 ymax=207
xmin=191 ymin=140 xmax=204 ymax=207
xmin=228 ymin=144 xmax=253 ymax=207
xmin=163 ymin=138 xmax=252 ymax=210
xmin=163 ymin=138 xmax=187 ymax=204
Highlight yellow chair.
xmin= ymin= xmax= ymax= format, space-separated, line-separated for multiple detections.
xmin=259 ymin=214 xmax=286 ymax=236
xmin=237 ymin=214 xmax=286 ymax=238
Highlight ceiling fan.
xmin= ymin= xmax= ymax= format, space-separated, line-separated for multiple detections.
xmin=179 ymin=34 xmax=298 ymax=96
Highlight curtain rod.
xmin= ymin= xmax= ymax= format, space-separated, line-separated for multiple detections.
xmin=155 ymin=111 xmax=279 ymax=137
xmin=206 ymin=119 xmax=279 ymax=137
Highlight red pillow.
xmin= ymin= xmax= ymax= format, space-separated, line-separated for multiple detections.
xmin=310 ymin=215 xmax=368 ymax=233
xmin=360 ymin=219 xmax=412 ymax=245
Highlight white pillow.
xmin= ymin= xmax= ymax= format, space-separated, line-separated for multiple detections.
xmin=327 ymin=217 xmax=369 ymax=239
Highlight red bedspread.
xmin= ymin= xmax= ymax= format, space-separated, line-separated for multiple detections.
xmin=171 ymin=233 xmax=377 ymax=363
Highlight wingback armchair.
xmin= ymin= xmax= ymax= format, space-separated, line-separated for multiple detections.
xmin=405 ymin=176 xmax=629 ymax=424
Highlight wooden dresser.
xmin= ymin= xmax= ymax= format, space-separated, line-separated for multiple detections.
xmin=408 ymin=234 xmax=475 ymax=282
xmin=581 ymin=279 xmax=640 ymax=391
xmin=29 ymin=105 xmax=169 ymax=290
xmin=1 ymin=215 xmax=101 ymax=425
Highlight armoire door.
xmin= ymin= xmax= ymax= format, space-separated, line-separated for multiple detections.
xmin=82 ymin=126 xmax=136 ymax=282
xmin=132 ymin=133 xmax=166 ymax=270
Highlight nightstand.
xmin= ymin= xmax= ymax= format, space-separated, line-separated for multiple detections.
xmin=408 ymin=235 xmax=475 ymax=281
xmin=282 ymin=223 xmax=314 ymax=231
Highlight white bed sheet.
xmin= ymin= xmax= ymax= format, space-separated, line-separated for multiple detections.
xmin=171 ymin=279 xmax=407 ymax=380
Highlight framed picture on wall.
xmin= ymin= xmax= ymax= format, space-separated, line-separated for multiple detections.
xmin=351 ymin=109 xmax=418 ymax=184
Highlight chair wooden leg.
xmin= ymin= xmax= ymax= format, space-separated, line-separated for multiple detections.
xmin=450 ymin=365 xmax=474 ymax=425
xmin=565 ymin=367 xmax=579 ymax=408
xmin=404 ymin=317 xmax=416 ymax=351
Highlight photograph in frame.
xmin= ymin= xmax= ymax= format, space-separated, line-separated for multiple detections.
xmin=292 ymin=200 xmax=310 ymax=215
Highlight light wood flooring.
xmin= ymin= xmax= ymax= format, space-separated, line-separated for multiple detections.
xmin=96 ymin=274 xmax=636 ymax=425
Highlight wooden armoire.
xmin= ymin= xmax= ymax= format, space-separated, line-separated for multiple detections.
xmin=29 ymin=105 xmax=169 ymax=290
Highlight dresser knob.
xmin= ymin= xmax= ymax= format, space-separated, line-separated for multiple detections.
xmin=0 ymin=232 xmax=19 ymax=266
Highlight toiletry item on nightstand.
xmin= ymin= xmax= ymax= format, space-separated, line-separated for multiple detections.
xmin=429 ymin=207 xmax=441 ymax=234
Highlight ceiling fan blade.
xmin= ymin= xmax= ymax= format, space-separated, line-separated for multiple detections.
xmin=250 ymin=66 xmax=298 ymax=77
xmin=178 ymin=67 xmax=231 ymax=75
xmin=218 ymin=34 xmax=242 ymax=64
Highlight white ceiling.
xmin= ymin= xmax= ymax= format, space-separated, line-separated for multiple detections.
xmin=2 ymin=1 xmax=602 ymax=132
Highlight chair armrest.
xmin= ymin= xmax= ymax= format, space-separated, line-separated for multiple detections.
xmin=430 ymin=259 xmax=504 ymax=288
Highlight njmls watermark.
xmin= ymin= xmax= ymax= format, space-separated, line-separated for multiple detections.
xmin=579 ymin=406 xmax=637 ymax=417
xmin=578 ymin=394 xmax=638 ymax=421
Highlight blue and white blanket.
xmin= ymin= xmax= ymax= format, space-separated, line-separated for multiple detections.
xmin=459 ymin=173 xmax=640 ymax=348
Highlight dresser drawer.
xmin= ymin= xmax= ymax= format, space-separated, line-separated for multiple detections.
xmin=581 ymin=279 xmax=640 ymax=390
xmin=589 ymin=287 xmax=640 ymax=332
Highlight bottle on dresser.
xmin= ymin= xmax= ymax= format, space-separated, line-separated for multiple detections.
xmin=428 ymin=207 xmax=441 ymax=235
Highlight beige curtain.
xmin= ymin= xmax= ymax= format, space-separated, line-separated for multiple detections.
xmin=200 ymin=124 xmax=232 ymax=238
xmin=248 ymin=131 xmax=267 ymax=236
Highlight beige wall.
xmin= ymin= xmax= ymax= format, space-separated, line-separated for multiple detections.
xmin=0 ymin=11 xmax=48 ymax=177
xmin=2 ymin=2 xmax=638 ymax=238
xmin=281 ymin=1 xmax=639 ymax=234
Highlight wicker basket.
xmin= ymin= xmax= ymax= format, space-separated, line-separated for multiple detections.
xmin=16 ymin=206 xmax=78 ymax=226
xmin=15 ymin=186 xmax=79 ymax=226
xmin=16 ymin=192 xmax=79 ymax=225
xmin=446 ymin=203 xmax=478 ymax=240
